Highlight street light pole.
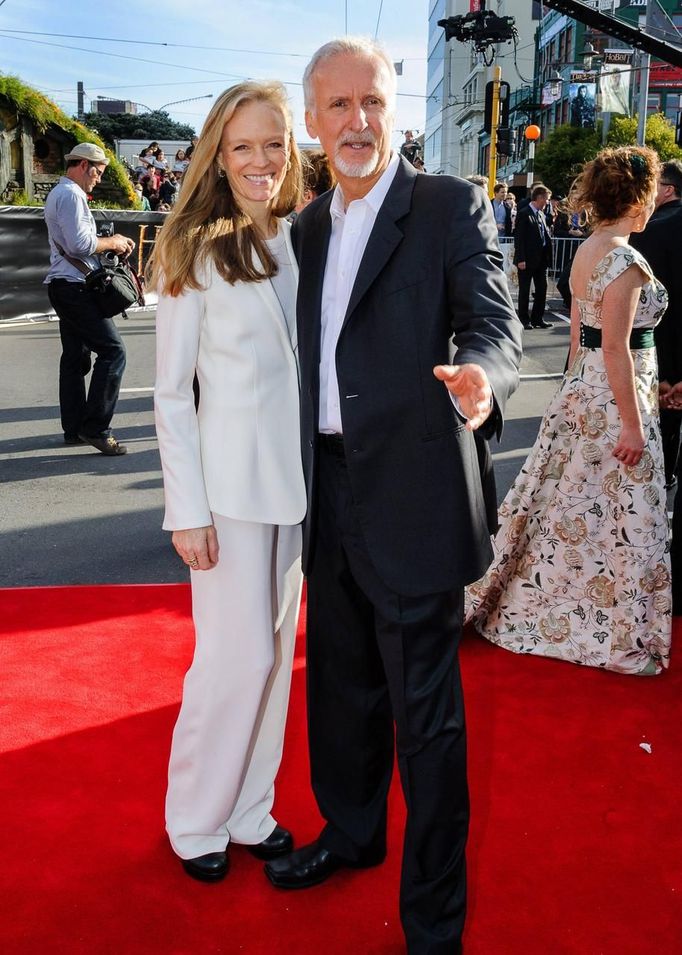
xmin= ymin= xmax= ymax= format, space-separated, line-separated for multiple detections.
xmin=158 ymin=94 xmax=214 ymax=112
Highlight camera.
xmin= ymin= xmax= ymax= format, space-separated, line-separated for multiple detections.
xmin=99 ymin=221 xmax=114 ymax=238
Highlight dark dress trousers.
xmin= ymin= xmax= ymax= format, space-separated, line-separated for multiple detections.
xmin=513 ymin=204 xmax=553 ymax=326
xmin=292 ymin=158 xmax=522 ymax=953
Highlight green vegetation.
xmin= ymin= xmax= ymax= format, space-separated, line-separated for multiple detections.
xmin=0 ymin=73 xmax=137 ymax=207
xmin=82 ymin=110 xmax=195 ymax=149
xmin=533 ymin=125 xmax=601 ymax=196
xmin=607 ymin=112 xmax=682 ymax=161
xmin=534 ymin=113 xmax=682 ymax=196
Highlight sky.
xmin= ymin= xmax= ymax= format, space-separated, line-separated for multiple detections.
xmin=0 ymin=0 xmax=429 ymax=149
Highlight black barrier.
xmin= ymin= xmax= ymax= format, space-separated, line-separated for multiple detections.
xmin=0 ymin=206 xmax=166 ymax=322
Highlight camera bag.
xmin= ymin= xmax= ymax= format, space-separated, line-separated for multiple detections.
xmin=55 ymin=243 xmax=145 ymax=318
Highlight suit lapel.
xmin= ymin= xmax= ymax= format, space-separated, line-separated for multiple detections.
xmin=298 ymin=193 xmax=333 ymax=370
xmin=343 ymin=157 xmax=416 ymax=325
xmin=250 ymin=226 xmax=298 ymax=354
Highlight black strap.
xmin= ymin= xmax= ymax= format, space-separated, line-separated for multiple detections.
xmin=580 ymin=323 xmax=655 ymax=350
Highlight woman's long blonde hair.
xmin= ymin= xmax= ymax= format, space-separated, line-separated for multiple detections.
xmin=148 ymin=81 xmax=302 ymax=296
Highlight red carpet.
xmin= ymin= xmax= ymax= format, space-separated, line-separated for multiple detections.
xmin=0 ymin=584 xmax=680 ymax=954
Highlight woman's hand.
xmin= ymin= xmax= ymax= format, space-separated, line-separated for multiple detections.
xmin=172 ymin=525 xmax=219 ymax=571
xmin=613 ymin=424 xmax=646 ymax=467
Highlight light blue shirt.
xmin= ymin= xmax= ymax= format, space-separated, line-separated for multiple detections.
xmin=44 ymin=177 xmax=100 ymax=283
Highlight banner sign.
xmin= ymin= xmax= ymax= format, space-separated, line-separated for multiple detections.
xmin=601 ymin=50 xmax=632 ymax=115
xmin=569 ymin=72 xmax=597 ymax=127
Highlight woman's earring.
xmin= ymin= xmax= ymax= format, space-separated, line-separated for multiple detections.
xmin=216 ymin=162 xmax=226 ymax=178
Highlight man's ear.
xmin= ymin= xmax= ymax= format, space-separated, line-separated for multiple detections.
xmin=305 ymin=110 xmax=318 ymax=141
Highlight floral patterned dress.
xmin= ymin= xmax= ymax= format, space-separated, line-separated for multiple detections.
xmin=468 ymin=245 xmax=672 ymax=675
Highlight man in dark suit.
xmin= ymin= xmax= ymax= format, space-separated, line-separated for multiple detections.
xmin=630 ymin=160 xmax=682 ymax=486
xmin=264 ymin=37 xmax=522 ymax=953
xmin=514 ymin=184 xmax=553 ymax=329
xmin=630 ymin=159 xmax=682 ymax=612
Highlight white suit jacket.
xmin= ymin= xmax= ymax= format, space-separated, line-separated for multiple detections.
xmin=154 ymin=221 xmax=306 ymax=531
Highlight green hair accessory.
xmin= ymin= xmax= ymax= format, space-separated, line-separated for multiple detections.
xmin=629 ymin=153 xmax=648 ymax=178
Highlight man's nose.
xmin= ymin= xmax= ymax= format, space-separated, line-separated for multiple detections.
xmin=349 ymin=104 xmax=368 ymax=131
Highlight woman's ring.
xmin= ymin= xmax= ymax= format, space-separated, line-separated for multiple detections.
xmin=188 ymin=555 xmax=199 ymax=567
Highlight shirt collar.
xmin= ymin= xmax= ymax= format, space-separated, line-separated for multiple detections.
xmin=329 ymin=152 xmax=401 ymax=221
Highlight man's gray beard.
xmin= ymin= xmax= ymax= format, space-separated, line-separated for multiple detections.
xmin=334 ymin=147 xmax=379 ymax=179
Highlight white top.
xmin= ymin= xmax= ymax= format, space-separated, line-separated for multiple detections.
xmin=318 ymin=152 xmax=401 ymax=433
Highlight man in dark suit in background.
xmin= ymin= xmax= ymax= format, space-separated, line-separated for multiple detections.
xmin=630 ymin=159 xmax=682 ymax=612
xmin=514 ymin=183 xmax=553 ymax=329
xmin=630 ymin=160 xmax=682 ymax=486
xmin=264 ymin=36 xmax=522 ymax=954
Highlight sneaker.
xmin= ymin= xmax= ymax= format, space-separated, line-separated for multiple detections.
xmin=64 ymin=433 xmax=86 ymax=445
xmin=78 ymin=433 xmax=128 ymax=456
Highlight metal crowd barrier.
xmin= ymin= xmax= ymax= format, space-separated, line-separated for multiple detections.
xmin=499 ymin=237 xmax=584 ymax=303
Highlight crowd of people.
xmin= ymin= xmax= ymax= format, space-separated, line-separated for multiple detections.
xmin=42 ymin=34 xmax=681 ymax=954
xmin=130 ymin=138 xmax=199 ymax=210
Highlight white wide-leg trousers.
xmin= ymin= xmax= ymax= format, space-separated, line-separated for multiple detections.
xmin=165 ymin=513 xmax=302 ymax=859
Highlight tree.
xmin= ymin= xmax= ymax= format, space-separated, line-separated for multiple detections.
xmin=533 ymin=124 xmax=600 ymax=196
xmin=81 ymin=110 xmax=195 ymax=149
xmin=606 ymin=112 xmax=682 ymax=160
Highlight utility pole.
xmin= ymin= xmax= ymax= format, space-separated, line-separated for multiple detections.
xmin=487 ymin=64 xmax=502 ymax=198
xmin=77 ymin=82 xmax=84 ymax=120
xmin=636 ymin=2 xmax=655 ymax=147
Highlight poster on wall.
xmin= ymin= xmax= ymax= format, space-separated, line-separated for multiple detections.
xmin=600 ymin=50 xmax=632 ymax=115
xmin=569 ymin=72 xmax=597 ymax=127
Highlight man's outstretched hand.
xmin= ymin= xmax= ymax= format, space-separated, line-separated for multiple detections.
xmin=433 ymin=363 xmax=493 ymax=431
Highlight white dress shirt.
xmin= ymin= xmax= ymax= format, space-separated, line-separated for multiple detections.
xmin=319 ymin=152 xmax=401 ymax=433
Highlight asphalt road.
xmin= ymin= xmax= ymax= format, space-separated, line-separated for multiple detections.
xmin=0 ymin=304 xmax=570 ymax=588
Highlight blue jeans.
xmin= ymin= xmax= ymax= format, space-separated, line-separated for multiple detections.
xmin=48 ymin=280 xmax=126 ymax=438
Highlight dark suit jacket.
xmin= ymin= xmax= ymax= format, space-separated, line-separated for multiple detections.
xmin=513 ymin=204 xmax=552 ymax=271
xmin=292 ymin=158 xmax=522 ymax=597
xmin=629 ymin=199 xmax=682 ymax=384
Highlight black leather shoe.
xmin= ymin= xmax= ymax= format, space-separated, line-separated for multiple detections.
xmin=246 ymin=825 xmax=293 ymax=860
xmin=181 ymin=851 xmax=228 ymax=883
xmin=531 ymin=319 xmax=552 ymax=329
xmin=264 ymin=840 xmax=383 ymax=889
xmin=521 ymin=321 xmax=533 ymax=330
xmin=78 ymin=433 xmax=127 ymax=455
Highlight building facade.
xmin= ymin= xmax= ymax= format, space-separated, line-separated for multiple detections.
xmin=425 ymin=0 xmax=538 ymax=178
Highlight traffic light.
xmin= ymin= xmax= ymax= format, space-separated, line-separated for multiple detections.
xmin=496 ymin=126 xmax=517 ymax=157
xmin=484 ymin=80 xmax=510 ymax=133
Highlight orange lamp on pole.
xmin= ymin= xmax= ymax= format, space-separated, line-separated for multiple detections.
xmin=524 ymin=125 xmax=541 ymax=188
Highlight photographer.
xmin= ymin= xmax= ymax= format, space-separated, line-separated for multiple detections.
xmin=44 ymin=143 xmax=134 ymax=456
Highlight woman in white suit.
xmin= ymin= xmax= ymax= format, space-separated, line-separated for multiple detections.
xmin=150 ymin=81 xmax=306 ymax=883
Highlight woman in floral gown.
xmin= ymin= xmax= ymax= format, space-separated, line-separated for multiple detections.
xmin=468 ymin=146 xmax=672 ymax=675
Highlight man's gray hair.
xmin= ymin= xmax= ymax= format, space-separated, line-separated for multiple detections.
xmin=303 ymin=36 xmax=397 ymax=114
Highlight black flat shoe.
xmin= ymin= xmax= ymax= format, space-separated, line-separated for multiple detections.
xmin=264 ymin=840 xmax=384 ymax=889
xmin=246 ymin=825 xmax=293 ymax=860
xmin=181 ymin=851 xmax=228 ymax=883
xmin=531 ymin=320 xmax=552 ymax=329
